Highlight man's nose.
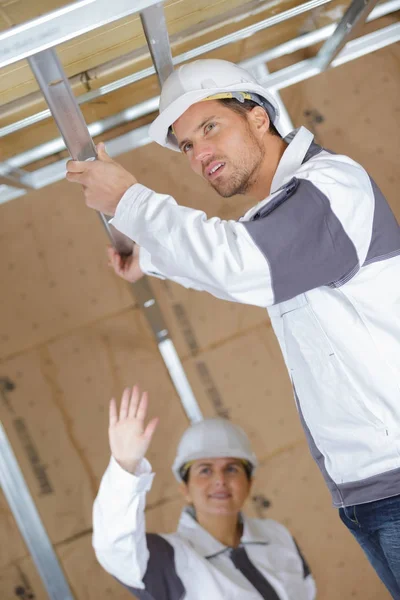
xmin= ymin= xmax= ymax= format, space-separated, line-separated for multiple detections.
xmin=194 ymin=141 xmax=214 ymax=165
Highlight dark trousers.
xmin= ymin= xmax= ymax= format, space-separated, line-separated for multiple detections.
xmin=339 ymin=495 xmax=400 ymax=599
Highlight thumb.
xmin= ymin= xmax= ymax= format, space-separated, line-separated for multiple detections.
xmin=96 ymin=142 xmax=113 ymax=163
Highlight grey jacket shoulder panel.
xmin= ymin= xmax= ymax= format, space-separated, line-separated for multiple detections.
xmin=120 ymin=533 xmax=185 ymax=600
xmin=241 ymin=177 xmax=359 ymax=303
xmin=364 ymin=177 xmax=400 ymax=266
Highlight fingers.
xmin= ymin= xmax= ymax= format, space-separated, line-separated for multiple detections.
xmin=128 ymin=386 xmax=140 ymax=418
xmin=136 ymin=391 xmax=148 ymax=422
xmin=144 ymin=417 xmax=159 ymax=441
xmin=96 ymin=142 xmax=113 ymax=163
xmin=66 ymin=159 xmax=87 ymax=173
xmin=119 ymin=387 xmax=131 ymax=420
xmin=106 ymin=246 xmax=115 ymax=261
xmin=107 ymin=246 xmax=122 ymax=271
xmin=65 ymin=171 xmax=87 ymax=185
xmin=113 ymin=385 xmax=151 ymax=426
xmin=109 ymin=397 xmax=118 ymax=427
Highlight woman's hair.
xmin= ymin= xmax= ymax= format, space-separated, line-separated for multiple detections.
xmin=218 ymin=97 xmax=281 ymax=138
xmin=181 ymin=460 xmax=253 ymax=484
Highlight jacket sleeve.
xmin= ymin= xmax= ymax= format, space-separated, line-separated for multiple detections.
xmin=92 ymin=456 xmax=155 ymax=589
xmin=110 ymin=184 xmax=274 ymax=307
xmin=139 ymin=245 xmax=206 ymax=292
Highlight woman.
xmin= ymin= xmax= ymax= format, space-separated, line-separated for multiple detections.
xmin=93 ymin=386 xmax=316 ymax=599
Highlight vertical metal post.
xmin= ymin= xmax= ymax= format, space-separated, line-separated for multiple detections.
xmin=28 ymin=47 xmax=202 ymax=423
xmin=0 ymin=419 xmax=74 ymax=599
xmin=138 ymin=4 xmax=204 ymax=422
xmin=140 ymin=3 xmax=174 ymax=86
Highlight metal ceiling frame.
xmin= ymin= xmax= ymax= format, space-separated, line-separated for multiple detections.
xmin=0 ymin=0 xmax=398 ymax=200
xmin=0 ymin=0 xmax=398 ymax=193
xmin=0 ymin=422 xmax=75 ymax=599
xmin=0 ymin=0 xmax=168 ymax=69
xmin=0 ymin=0 xmax=399 ymax=597
xmin=0 ymin=0 xmax=332 ymax=137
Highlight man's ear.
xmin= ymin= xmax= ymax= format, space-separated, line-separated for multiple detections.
xmin=248 ymin=106 xmax=270 ymax=138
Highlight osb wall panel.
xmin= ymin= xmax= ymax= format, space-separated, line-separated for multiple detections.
xmin=0 ymin=555 xmax=47 ymax=600
xmin=0 ymin=308 xmax=187 ymax=565
xmin=0 ymin=351 xmax=96 ymax=554
xmin=45 ymin=309 xmax=187 ymax=505
xmin=182 ymin=326 xmax=304 ymax=462
xmin=0 ymin=177 xmax=133 ymax=361
xmin=245 ymin=444 xmax=391 ymax=599
xmin=150 ymin=278 xmax=269 ymax=359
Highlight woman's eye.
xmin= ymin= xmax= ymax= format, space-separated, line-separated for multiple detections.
xmin=200 ymin=467 xmax=211 ymax=475
xmin=227 ymin=465 xmax=239 ymax=473
xmin=205 ymin=122 xmax=216 ymax=133
xmin=183 ymin=143 xmax=192 ymax=154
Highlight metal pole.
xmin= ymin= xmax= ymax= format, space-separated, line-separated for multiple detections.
xmin=28 ymin=49 xmax=135 ymax=256
xmin=316 ymin=0 xmax=380 ymax=71
xmin=28 ymin=46 xmax=202 ymax=422
xmin=0 ymin=418 xmax=74 ymax=599
xmin=138 ymin=4 xmax=203 ymax=421
xmin=140 ymin=3 xmax=174 ymax=87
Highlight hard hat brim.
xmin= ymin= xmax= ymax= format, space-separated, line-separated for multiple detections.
xmin=172 ymin=448 xmax=258 ymax=482
xmin=149 ymin=83 xmax=280 ymax=152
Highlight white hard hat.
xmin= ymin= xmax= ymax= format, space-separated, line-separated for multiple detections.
xmin=149 ymin=58 xmax=280 ymax=151
xmin=172 ymin=417 xmax=258 ymax=482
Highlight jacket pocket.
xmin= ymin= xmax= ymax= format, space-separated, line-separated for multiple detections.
xmin=279 ymin=294 xmax=386 ymax=431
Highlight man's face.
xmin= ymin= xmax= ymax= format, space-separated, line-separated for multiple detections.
xmin=173 ymin=100 xmax=266 ymax=198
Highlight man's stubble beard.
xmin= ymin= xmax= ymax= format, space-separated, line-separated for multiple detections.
xmin=211 ymin=129 xmax=265 ymax=198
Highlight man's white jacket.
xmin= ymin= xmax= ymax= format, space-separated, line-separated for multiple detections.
xmin=93 ymin=457 xmax=316 ymax=599
xmin=112 ymin=127 xmax=400 ymax=508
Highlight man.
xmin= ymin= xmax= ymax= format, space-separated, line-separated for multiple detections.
xmin=67 ymin=58 xmax=400 ymax=597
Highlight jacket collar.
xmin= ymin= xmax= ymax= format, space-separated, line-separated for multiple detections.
xmin=271 ymin=126 xmax=315 ymax=193
xmin=177 ymin=506 xmax=270 ymax=559
xmin=240 ymin=126 xmax=315 ymax=222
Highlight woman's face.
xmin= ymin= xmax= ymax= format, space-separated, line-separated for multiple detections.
xmin=181 ymin=457 xmax=252 ymax=516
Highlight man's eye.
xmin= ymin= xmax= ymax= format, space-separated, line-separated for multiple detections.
xmin=205 ymin=123 xmax=216 ymax=133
